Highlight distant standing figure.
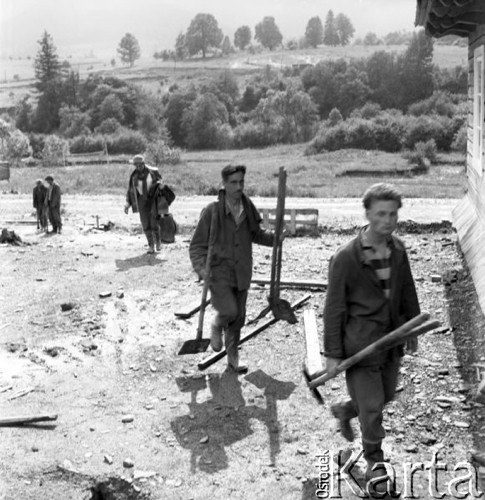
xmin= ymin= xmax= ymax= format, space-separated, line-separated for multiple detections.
xmin=124 ymin=154 xmax=162 ymax=254
xmin=33 ymin=179 xmax=48 ymax=232
xmin=45 ymin=175 xmax=62 ymax=234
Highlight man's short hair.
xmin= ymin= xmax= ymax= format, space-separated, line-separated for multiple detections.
xmin=45 ymin=175 xmax=54 ymax=182
xmin=132 ymin=154 xmax=145 ymax=165
xmin=362 ymin=183 xmax=402 ymax=210
xmin=221 ymin=164 xmax=246 ymax=181
xmin=35 ymin=178 xmax=43 ymax=185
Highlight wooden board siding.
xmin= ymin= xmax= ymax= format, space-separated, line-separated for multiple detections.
xmin=453 ymin=194 xmax=485 ymax=315
xmin=453 ymin=27 xmax=485 ymax=315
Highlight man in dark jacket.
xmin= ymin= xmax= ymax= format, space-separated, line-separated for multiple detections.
xmin=189 ymin=164 xmax=275 ymax=373
xmin=45 ymin=175 xmax=62 ymax=234
xmin=324 ymin=183 xmax=420 ymax=495
xmin=33 ymin=179 xmax=48 ymax=232
xmin=124 ymin=154 xmax=162 ymax=254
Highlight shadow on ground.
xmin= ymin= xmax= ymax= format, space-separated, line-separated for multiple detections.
xmin=115 ymin=254 xmax=167 ymax=272
xmin=171 ymin=369 xmax=295 ymax=473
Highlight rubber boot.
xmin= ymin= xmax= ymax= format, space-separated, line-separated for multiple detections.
xmin=145 ymin=231 xmax=154 ymax=254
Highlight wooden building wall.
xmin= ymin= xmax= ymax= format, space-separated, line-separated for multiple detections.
xmin=453 ymin=25 xmax=485 ymax=314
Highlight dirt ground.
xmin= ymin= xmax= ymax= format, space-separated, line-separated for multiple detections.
xmin=0 ymin=193 xmax=484 ymax=500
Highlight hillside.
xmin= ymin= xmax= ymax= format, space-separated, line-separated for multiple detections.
xmin=0 ymin=44 xmax=468 ymax=110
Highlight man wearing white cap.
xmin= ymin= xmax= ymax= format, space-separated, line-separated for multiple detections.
xmin=124 ymin=154 xmax=162 ymax=254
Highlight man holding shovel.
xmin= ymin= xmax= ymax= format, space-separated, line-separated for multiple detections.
xmin=324 ymin=183 xmax=420 ymax=495
xmin=189 ymin=165 xmax=275 ymax=373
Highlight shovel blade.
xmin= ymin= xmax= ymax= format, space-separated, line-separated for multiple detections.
xmin=177 ymin=338 xmax=211 ymax=355
xmin=272 ymin=299 xmax=298 ymax=324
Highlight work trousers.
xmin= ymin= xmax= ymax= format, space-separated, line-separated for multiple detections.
xmin=36 ymin=206 xmax=48 ymax=230
xmin=137 ymin=197 xmax=160 ymax=247
xmin=210 ymin=264 xmax=248 ymax=369
xmin=47 ymin=204 xmax=62 ymax=233
xmin=341 ymin=356 xmax=401 ymax=464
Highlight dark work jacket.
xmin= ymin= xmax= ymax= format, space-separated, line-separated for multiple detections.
xmin=323 ymin=228 xmax=420 ymax=366
xmin=47 ymin=182 xmax=61 ymax=209
xmin=189 ymin=194 xmax=274 ymax=291
xmin=125 ymin=166 xmax=161 ymax=213
xmin=33 ymin=185 xmax=47 ymax=209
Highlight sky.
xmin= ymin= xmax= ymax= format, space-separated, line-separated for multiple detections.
xmin=0 ymin=0 xmax=418 ymax=59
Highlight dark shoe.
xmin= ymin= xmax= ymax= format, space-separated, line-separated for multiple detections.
xmin=228 ymin=363 xmax=248 ymax=374
xmin=331 ymin=403 xmax=355 ymax=442
xmin=155 ymin=241 xmax=161 ymax=252
xmin=210 ymin=321 xmax=223 ymax=352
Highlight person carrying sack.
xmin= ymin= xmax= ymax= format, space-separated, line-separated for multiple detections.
xmin=124 ymin=154 xmax=162 ymax=254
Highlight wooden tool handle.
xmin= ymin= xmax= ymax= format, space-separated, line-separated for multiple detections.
xmin=309 ymin=313 xmax=437 ymax=389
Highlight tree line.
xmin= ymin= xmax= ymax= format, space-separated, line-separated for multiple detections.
xmin=0 ymin=29 xmax=468 ymax=167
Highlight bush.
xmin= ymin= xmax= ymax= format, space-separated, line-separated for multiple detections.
xmin=69 ymin=134 xmax=106 ymax=154
xmin=145 ymin=140 xmax=182 ymax=166
xmin=403 ymin=139 xmax=437 ymax=172
xmin=451 ymin=124 xmax=467 ymax=153
xmin=28 ymin=133 xmax=46 ymax=159
xmin=95 ymin=118 xmax=121 ymax=135
xmin=407 ymin=91 xmax=457 ymax=118
xmin=402 ymin=115 xmax=457 ymax=151
xmin=105 ymin=130 xmax=147 ymax=155
xmin=5 ymin=129 xmax=32 ymax=165
xmin=42 ymin=135 xmax=69 ymax=167
xmin=232 ymin=121 xmax=275 ymax=148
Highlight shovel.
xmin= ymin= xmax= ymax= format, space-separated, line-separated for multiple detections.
xmin=249 ymin=167 xmax=297 ymax=325
xmin=178 ymin=207 xmax=218 ymax=355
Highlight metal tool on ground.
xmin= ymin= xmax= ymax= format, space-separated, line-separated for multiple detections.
xmin=178 ymin=207 xmax=218 ymax=355
xmin=0 ymin=413 xmax=58 ymax=426
xmin=198 ymin=293 xmax=311 ymax=371
xmin=306 ymin=313 xmax=440 ymax=392
xmin=174 ymin=298 xmax=210 ymax=320
xmin=248 ymin=167 xmax=297 ymax=325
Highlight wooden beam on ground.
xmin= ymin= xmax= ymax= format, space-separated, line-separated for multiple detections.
xmin=303 ymin=309 xmax=323 ymax=377
xmin=251 ymin=278 xmax=327 ymax=290
xmin=198 ymin=293 xmax=312 ymax=371
xmin=0 ymin=414 xmax=58 ymax=426
xmin=303 ymin=308 xmax=325 ymax=404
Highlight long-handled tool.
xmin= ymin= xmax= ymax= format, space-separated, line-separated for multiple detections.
xmin=249 ymin=167 xmax=297 ymax=325
xmin=178 ymin=207 xmax=218 ymax=355
xmin=304 ymin=313 xmax=440 ymax=393
xmin=198 ymin=293 xmax=311 ymax=371
xmin=174 ymin=298 xmax=210 ymax=320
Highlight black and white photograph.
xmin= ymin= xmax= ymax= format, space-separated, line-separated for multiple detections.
xmin=0 ymin=0 xmax=484 ymax=498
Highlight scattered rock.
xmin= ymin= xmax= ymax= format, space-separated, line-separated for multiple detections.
xmin=44 ymin=346 xmax=59 ymax=357
xmin=116 ymin=289 xmax=124 ymax=299
xmin=199 ymin=436 xmax=209 ymax=444
xmin=123 ymin=458 xmax=134 ymax=468
xmin=296 ymin=448 xmax=308 ymax=455
xmin=103 ymin=455 xmax=113 ymax=465
xmin=420 ymin=433 xmax=437 ymax=445
xmin=31 ymin=445 xmax=39 ymax=452
xmin=431 ymin=275 xmax=442 ymax=283
xmin=453 ymin=421 xmax=470 ymax=429
xmin=99 ymin=291 xmax=112 ymax=298
xmin=121 ymin=415 xmax=134 ymax=423
xmin=405 ymin=444 xmax=418 ymax=453
xmin=60 ymin=302 xmax=75 ymax=312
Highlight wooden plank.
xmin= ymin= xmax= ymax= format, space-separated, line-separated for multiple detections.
xmin=303 ymin=309 xmax=323 ymax=378
xmin=290 ymin=209 xmax=297 ymax=235
xmin=251 ymin=278 xmax=327 ymax=290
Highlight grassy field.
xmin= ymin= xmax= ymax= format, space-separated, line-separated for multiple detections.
xmin=5 ymin=145 xmax=466 ymax=199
